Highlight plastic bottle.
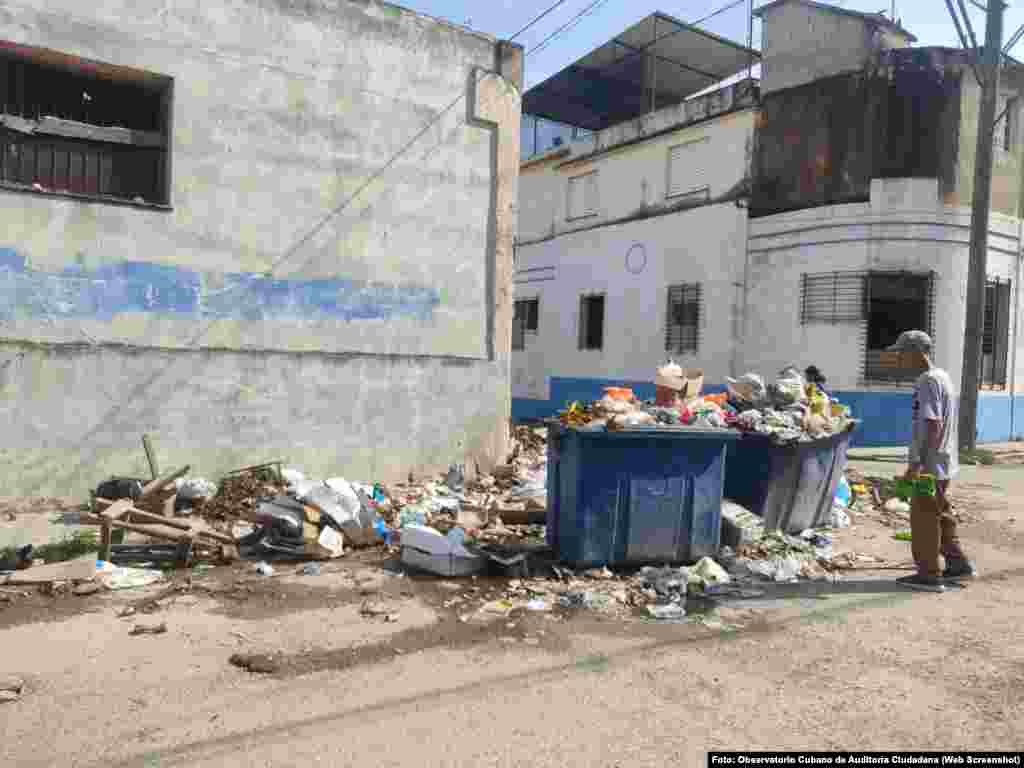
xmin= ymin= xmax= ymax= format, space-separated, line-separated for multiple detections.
xmin=373 ymin=517 xmax=393 ymax=546
xmin=834 ymin=475 xmax=852 ymax=507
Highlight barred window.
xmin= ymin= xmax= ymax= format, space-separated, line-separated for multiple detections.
xmin=665 ymin=283 xmax=701 ymax=354
xmin=800 ymin=272 xmax=865 ymax=324
xmin=799 ymin=270 xmax=937 ymax=385
xmin=982 ymin=278 xmax=1011 ymax=389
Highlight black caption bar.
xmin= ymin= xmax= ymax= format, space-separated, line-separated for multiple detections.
xmin=708 ymin=754 xmax=1023 ymax=767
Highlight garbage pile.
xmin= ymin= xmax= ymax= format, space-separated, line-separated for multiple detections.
xmin=35 ymin=426 xmax=555 ymax=575
xmin=558 ymin=363 xmax=856 ymax=445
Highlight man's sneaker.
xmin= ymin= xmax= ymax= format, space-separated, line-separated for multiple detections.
xmin=943 ymin=559 xmax=978 ymax=580
xmin=897 ymin=574 xmax=946 ymax=593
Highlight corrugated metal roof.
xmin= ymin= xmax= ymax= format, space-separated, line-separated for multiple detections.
xmin=522 ymin=12 xmax=759 ymax=131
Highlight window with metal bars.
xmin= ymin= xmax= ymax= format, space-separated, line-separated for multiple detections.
xmin=800 ymin=272 xmax=865 ymax=324
xmin=578 ymin=294 xmax=605 ymax=351
xmin=800 ymin=270 xmax=936 ymax=385
xmin=512 ymin=298 xmax=539 ymax=351
xmin=982 ymin=278 xmax=1011 ymax=389
xmin=864 ymin=271 xmax=936 ymax=384
xmin=0 ymin=45 xmax=172 ymax=206
xmin=665 ymin=283 xmax=701 ymax=354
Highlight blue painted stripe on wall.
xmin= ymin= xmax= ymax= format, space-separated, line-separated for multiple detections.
xmin=513 ymin=377 xmax=1020 ymax=447
xmin=0 ymin=248 xmax=440 ymax=322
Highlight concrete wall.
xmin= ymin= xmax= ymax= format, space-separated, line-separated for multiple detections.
xmin=758 ymin=1 xmax=910 ymax=96
xmin=517 ymin=88 xmax=757 ymax=244
xmin=512 ymin=201 xmax=748 ymax=410
xmin=746 ymin=178 xmax=1024 ymax=445
xmin=0 ymin=0 xmax=523 ymax=494
xmin=954 ymin=74 xmax=1024 ymax=218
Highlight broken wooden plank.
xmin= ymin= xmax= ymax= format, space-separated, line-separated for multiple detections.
xmin=107 ymin=520 xmax=193 ymax=544
xmin=99 ymin=499 xmax=134 ymax=521
xmin=1 ymin=558 xmax=96 ymax=585
xmin=142 ymin=434 xmax=160 ymax=480
xmin=138 ymin=465 xmax=190 ymax=502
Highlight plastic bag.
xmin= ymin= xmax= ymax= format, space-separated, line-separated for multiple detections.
xmin=300 ymin=479 xmax=373 ymax=529
xmin=828 ymin=503 xmax=851 ymax=529
xmin=746 ymin=556 xmax=802 ymax=582
xmin=176 ymin=477 xmax=217 ymax=501
xmin=692 ymin=556 xmax=731 ymax=587
xmin=771 ymin=367 xmax=806 ymax=407
xmin=726 ymin=374 xmax=767 ymax=408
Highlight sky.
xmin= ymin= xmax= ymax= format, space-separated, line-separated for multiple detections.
xmin=396 ymin=0 xmax=1024 ymax=89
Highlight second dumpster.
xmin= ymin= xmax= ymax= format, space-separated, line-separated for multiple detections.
xmin=722 ymin=425 xmax=855 ymax=534
xmin=545 ymin=423 xmax=739 ymax=568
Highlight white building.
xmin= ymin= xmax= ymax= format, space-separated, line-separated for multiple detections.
xmin=513 ymin=1 xmax=1024 ymax=447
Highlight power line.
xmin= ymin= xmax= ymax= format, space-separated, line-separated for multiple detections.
xmin=529 ymin=0 xmax=616 ymax=56
xmin=509 ymin=0 xmax=576 ymax=41
xmin=692 ymin=0 xmax=748 ymax=27
xmin=250 ymin=0 xmax=611 ymax=283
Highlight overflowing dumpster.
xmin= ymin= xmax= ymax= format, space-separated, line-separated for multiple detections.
xmin=722 ymin=426 xmax=855 ymax=534
xmin=545 ymin=424 xmax=740 ymax=567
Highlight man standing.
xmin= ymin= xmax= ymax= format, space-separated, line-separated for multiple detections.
xmin=887 ymin=330 xmax=977 ymax=592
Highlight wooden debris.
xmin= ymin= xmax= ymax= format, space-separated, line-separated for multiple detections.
xmin=142 ymin=434 xmax=160 ymax=480
xmin=1 ymin=558 xmax=95 ymax=585
xmin=138 ymin=465 xmax=191 ymax=502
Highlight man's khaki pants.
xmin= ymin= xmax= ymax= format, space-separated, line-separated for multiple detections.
xmin=910 ymin=480 xmax=965 ymax=577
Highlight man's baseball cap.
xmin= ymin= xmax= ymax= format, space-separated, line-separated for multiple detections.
xmin=887 ymin=330 xmax=933 ymax=354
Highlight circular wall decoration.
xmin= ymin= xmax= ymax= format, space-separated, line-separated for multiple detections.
xmin=625 ymin=243 xmax=647 ymax=275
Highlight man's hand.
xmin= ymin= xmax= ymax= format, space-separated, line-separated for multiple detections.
xmin=904 ymin=465 xmax=921 ymax=480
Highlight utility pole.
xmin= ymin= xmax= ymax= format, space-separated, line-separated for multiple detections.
xmin=959 ymin=0 xmax=1005 ymax=451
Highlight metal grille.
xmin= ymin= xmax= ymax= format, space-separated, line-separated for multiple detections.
xmin=0 ymin=50 xmax=170 ymax=204
xmin=862 ymin=271 xmax=937 ymax=385
xmin=665 ymin=283 xmax=701 ymax=354
xmin=982 ymin=278 xmax=1011 ymax=389
xmin=800 ymin=272 xmax=866 ymax=324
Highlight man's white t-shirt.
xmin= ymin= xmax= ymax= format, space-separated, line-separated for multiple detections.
xmin=910 ymin=367 xmax=959 ymax=481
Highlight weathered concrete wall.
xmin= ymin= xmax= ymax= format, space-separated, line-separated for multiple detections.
xmin=758 ymin=1 xmax=911 ymax=96
xmin=517 ymin=94 xmax=757 ymax=244
xmin=0 ymin=0 xmax=522 ymax=494
xmin=745 ymin=178 xmax=1022 ymax=397
xmin=954 ymin=73 xmax=1024 ymax=218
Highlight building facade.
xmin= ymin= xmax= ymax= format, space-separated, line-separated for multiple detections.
xmin=0 ymin=0 xmax=522 ymax=495
xmin=512 ymin=0 xmax=1024 ymax=446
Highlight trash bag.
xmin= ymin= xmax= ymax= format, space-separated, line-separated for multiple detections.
xmin=254 ymin=496 xmax=306 ymax=541
xmin=95 ymin=477 xmax=145 ymax=502
xmin=726 ymin=374 xmax=767 ymax=409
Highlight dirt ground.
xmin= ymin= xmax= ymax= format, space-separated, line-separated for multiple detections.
xmin=3 ymin=457 xmax=1024 ymax=767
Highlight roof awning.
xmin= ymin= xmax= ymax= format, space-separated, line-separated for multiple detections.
xmin=522 ymin=12 xmax=760 ymax=132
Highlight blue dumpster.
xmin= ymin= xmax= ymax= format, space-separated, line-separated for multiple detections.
xmin=545 ymin=423 xmax=740 ymax=567
xmin=722 ymin=426 xmax=855 ymax=534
